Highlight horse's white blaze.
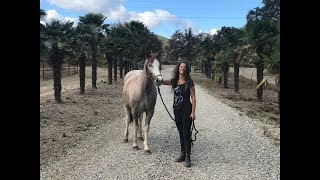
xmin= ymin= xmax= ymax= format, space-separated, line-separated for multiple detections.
xmin=148 ymin=59 xmax=163 ymax=86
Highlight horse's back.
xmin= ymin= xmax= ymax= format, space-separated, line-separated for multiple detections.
xmin=124 ymin=70 xmax=143 ymax=84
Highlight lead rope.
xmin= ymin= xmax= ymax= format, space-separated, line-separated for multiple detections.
xmin=157 ymin=86 xmax=199 ymax=146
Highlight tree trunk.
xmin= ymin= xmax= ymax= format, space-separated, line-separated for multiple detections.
xmin=107 ymin=53 xmax=113 ymax=85
xmin=222 ymin=61 xmax=229 ymax=88
xmin=211 ymin=69 xmax=215 ymax=81
xmin=133 ymin=59 xmax=138 ymax=70
xmin=91 ymin=43 xmax=98 ymax=89
xmin=218 ymin=72 xmax=222 ymax=84
xmin=256 ymin=52 xmax=264 ymax=102
xmin=50 ymin=45 xmax=63 ymax=103
xmin=124 ymin=59 xmax=129 ymax=75
xmin=233 ymin=61 xmax=240 ymax=93
xmin=119 ymin=57 xmax=123 ymax=79
xmin=79 ymin=53 xmax=86 ymax=94
xmin=114 ymin=57 xmax=118 ymax=82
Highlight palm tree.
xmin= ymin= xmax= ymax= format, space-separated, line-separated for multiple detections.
xmin=195 ymin=33 xmax=215 ymax=78
xmin=78 ymin=13 xmax=109 ymax=88
xmin=245 ymin=19 xmax=278 ymax=101
xmin=167 ymin=30 xmax=184 ymax=62
xmin=124 ymin=21 xmax=151 ymax=70
xmin=214 ymin=26 xmax=241 ymax=88
xmin=246 ymin=0 xmax=280 ymax=101
xmin=40 ymin=9 xmax=47 ymax=58
xmin=182 ymin=28 xmax=197 ymax=68
xmin=71 ymin=24 xmax=90 ymax=94
xmin=213 ymin=51 xmax=226 ymax=84
xmin=43 ymin=19 xmax=75 ymax=103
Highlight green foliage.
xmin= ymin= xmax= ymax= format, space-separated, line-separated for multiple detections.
xmin=212 ymin=51 xmax=225 ymax=71
xmin=263 ymin=49 xmax=280 ymax=74
xmin=166 ymin=28 xmax=197 ymax=65
xmin=42 ymin=19 xmax=76 ymax=65
xmin=100 ymin=21 xmax=163 ymax=67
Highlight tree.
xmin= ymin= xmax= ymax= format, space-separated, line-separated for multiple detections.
xmin=214 ymin=26 xmax=239 ymax=88
xmin=229 ymin=28 xmax=248 ymax=93
xmin=72 ymin=24 xmax=91 ymax=94
xmin=43 ymin=20 xmax=75 ymax=102
xmin=195 ymin=33 xmax=215 ymax=78
xmin=246 ymin=0 xmax=280 ymax=101
xmin=78 ymin=13 xmax=109 ymax=88
xmin=40 ymin=9 xmax=48 ymax=60
xmin=124 ymin=21 xmax=151 ymax=70
xmin=167 ymin=30 xmax=184 ymax=62
xmin=182 ymin=28 xmax=197 ymax=68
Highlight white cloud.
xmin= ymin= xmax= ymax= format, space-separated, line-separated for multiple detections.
xmin=45 ymin=9 xmax=64 ymax=21
xmin=210 ymin=28 xmax=218 ymax=35
xmin=44 ymin=9 xmax=78 ymax=27
xmin=197 ymin=28 xmax=218 ymax=36
xmin=47 ymin=0 xmax=189 ymax=30
xmin=128 ymin=9 xmax=177 ymax=29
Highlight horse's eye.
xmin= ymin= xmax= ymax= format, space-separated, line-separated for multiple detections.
xmin=148 ymin=64 xmax=152 ymax=67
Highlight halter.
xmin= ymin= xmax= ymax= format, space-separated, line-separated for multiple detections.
xmin=153 ymin=74 xmax=163 ymax=81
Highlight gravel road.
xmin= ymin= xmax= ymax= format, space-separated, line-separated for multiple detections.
xmin=40 ymin=65 xmax=280 ymax=180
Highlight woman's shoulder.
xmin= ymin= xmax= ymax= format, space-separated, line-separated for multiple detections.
xmin=187 ymin=79 xmax=194 ymax=87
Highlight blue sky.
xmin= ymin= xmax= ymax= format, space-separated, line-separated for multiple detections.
xmin=40 ymin=0 xmax=262 ymax=38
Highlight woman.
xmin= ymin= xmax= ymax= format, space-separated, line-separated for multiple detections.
xmin=162 ymin=61 xmax=196 ymax=167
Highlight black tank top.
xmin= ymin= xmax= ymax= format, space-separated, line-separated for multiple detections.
xmin=172 ymin=81 xmax=193 ymax=110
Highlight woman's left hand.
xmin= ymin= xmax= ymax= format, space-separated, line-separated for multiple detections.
xmin=190 ymin=113 xmax=195 ymax=121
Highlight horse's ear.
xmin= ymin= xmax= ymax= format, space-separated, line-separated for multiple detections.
xmin=145 ymin=52 xmax=151 ymax=59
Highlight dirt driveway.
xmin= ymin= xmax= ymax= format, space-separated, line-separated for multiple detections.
xmin=40 ymin=65 xmax=279 ymax=179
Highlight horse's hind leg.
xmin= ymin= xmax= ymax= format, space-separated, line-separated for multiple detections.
xmin=132 ymin=116 xmax=139 ymax=150
xmin=144 ymin=109 xmax=154 ymax=154
xmin=138 ymin=113 xmax=144 ymax=141
xmin=123 ymin=105 xmax=131 ymax=143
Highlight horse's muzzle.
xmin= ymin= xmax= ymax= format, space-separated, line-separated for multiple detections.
xmin=154 ymin=75 xmax=163 ymax=86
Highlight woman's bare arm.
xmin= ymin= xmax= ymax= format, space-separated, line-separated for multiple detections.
xmin=162 ymin=79 xmax=172 ymax=85
xmin=190 ymin=85 xmax=196 ymax=120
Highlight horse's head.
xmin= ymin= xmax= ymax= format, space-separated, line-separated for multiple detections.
xmin=145 ymin=51 xmax=163 ymax=86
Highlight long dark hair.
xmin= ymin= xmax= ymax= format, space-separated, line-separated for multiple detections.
xmin=171 ymin=61 xmax=194 ymax=91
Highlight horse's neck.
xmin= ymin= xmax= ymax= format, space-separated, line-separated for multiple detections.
xmin=140 ymin=69 xmax=153 ymax=92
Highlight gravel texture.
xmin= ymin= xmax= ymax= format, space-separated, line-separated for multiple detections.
xmin=40 ymin=65 xmax=280 ymax=180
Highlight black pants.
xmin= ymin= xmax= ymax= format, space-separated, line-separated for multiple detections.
xmin=174 ymin=102 xmax=192 ymax=155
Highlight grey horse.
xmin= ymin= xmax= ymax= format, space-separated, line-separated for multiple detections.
xmin=122 ymin=52 xmax=163 ymax=154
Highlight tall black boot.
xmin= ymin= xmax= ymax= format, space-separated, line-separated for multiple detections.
xmin=184 ymin=154 xmax=191 ymax=167
xmin=175 ymin=153 xmax=185 ymax=162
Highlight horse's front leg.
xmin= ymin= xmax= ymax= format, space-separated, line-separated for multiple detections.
xmin=144 ymin=109 xmax=154 ymax=154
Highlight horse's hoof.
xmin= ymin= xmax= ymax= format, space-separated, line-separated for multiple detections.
xmin=144 ymin=150 xmax=151 ymax=154
xmin=122 ymin=139 xmax=128 ymax=143
xmin=138 ymin=137 xmax=144 ymax=141
xmin=132 ymin=146 xmax=139 ymax=150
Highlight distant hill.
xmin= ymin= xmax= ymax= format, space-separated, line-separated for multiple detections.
xmin=156 ymin=35 xmax=169 ymax=48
